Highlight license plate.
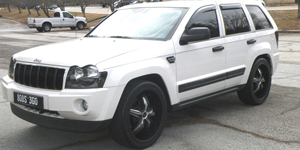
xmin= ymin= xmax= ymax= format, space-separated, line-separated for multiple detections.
xmin=14 ymin=92 xmax=44 ymax=109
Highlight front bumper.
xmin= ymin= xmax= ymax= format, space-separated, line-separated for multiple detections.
xmin=11 ymin=103 xmax=110 ymax=132
xmin=2 ymin=75 xmax=124 ymax=127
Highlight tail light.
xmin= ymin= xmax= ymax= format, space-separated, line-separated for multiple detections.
xmin=120 ymin=1 xmax=122 ymax=5
xmin=34 ymin=19 xmax=36 ymax=23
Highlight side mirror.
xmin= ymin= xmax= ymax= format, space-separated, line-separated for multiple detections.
xmin=70 ymin=16 xmax=74 ymax=19
xmin=89 ymin=26 xmax=95 ymax=31
xmin=180 ymin=27 xmax=211 ymax=45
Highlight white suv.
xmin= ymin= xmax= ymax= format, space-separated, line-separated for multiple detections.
xmin=2 ymin=0 xmax=279 ymax=149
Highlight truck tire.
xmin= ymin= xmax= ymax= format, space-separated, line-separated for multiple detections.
xmin=77 ymin=22 xmax=84 ymax=30
xmin=109 ymin=80 xmax=167 ymax=149
xmin=36 ymin=28 xmax=43 ymax=32
xmin=42 ymin=23 xmax=51 ymax=32
xmin=237 ymin=58 xmax=271 ymax=105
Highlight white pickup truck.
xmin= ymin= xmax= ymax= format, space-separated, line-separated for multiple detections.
xmin=28 ymin=11 xmax=87 ymax=32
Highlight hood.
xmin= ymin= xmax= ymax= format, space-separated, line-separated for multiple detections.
xmin=75 ymin=16 xmax=86 ymax=20
xmin=13 ymin=37 xmax=165 ymax=67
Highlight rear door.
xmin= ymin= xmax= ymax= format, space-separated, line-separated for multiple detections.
xmin=220 ymin=4 xmax=256 ymax=88
xmin=174 ymin=5 xmax=226 ymax=103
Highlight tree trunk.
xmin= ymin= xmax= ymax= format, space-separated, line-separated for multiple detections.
xmin=27 ymin=7 xmax=31 ymax=15
xmin=298 ymin=0 xmax=300 ymax=18
xmin=60 ymin=3 xmax=65 ymax=11
xmin=81 ymin=5 xmax=86 ymax=18
xmin=17 ymin=7 xmax=21 ymax=13
xmin=7 ymin=5 xmax=11 ymax=12
xmin=43 ymin=9 xmax=50 ymax=18
xmin=35 ymin=8 xmax=40 ymax=16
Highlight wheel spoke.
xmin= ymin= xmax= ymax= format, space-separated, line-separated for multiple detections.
xmin=145 ymin=118 xmax=152 ymax=128
xmin=253 ymin=77 xmax=259 ymax=83
xmin=130 ymin=109 xmax=142 ymax=118
xmin=254 ymin=83 xmax=260 ymax=93
xmin=132 ymin=119 xmax=144 ymax=135
xmin=142 ymin=96 xmax=150 ymax=111
xmin=148 ymin=108 xmax=155 ymax=117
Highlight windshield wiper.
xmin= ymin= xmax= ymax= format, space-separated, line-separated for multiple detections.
xmin=108 ymin=36 xmax=132 ymax=39
xmin=87 ymin=35 xmax=99 ymax=37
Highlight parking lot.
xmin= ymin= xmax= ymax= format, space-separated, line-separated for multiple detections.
xmin=1 ymin=18 xmax=300 ymax=149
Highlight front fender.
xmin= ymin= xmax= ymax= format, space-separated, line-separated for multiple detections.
xmin=101 ymin=57 xmax=179 ymax=105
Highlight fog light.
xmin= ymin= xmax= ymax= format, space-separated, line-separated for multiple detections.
xmin=82 ymin=100 xmax=88 ymax=111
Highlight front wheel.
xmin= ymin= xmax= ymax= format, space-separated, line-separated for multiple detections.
xmin=109 ymin=81 xmax=167 ymax=149
xmin=238 ymin=58 xmax=272 ymax=105
xmin=77 ymin=22 xmax=84 ymax=30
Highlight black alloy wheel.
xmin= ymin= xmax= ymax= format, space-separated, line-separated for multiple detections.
xmin=109 ymin=81 xmax=167 ymax=149
xmin=238 ymin=58 xmax=271 ymax=105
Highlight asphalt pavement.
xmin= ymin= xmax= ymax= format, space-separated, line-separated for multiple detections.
xmin=1 ymin=17 xmax=300 ymax=149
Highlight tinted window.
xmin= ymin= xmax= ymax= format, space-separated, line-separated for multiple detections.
xmin=190 ymin=9 xmax=219 ymax=38
xmin=246 ymin=6 xmax=272 ymax=30
xmin=221 ymin=8 xmax=250 ymax=35
xmin=63 ymin=12 xmax=72 ymax=18
xmin=54 ymin=12 xmax=60 ymax=17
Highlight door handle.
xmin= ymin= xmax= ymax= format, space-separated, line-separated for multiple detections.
xmin=212 ymin=46 xmax=224 ymax=52
xmin=63 ymin=19 xmax=65 ymax=21
xmin=247 ymin=39 xmax=256 ymax=45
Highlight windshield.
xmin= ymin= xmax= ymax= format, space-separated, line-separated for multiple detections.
xmin=88 ymin=8 xmax=187 ymax=40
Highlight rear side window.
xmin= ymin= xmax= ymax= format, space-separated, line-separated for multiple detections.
xmin=189 ymin=9 xmax=220 ymax=38
xmin=54 ymin=12 xmax=60 ymax=17
xmin=246 ymin=6 xmax=273 ymax=30
xmin=221 ymin=7 xmax=250 ymax=35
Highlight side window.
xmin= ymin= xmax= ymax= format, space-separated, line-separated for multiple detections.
xmin=54 ymin=12 xmax=60 ymax=17
xmin=63 ymin=12 xmax=72 ymax=18
xmin=246 ymin=6 xmax=273 ymax=30
xmin=190 ymin=9 xmax=220 ymax=38
xmin=221 ymin=7 xmax=250 ymax=35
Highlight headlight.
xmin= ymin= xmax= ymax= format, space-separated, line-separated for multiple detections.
xmin=66 ymin=65 xmax=107 ymax=89
xmin=8 ymin=57 xmax=16 ymax=79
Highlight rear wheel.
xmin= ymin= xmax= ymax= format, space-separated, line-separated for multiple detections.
xmin=77 ymin=22 xmax=84 ymax=30
xmin=42 ymin=23 xmax=51 ymax=32
xmin=109 ymin=81 xmax=167 ymax=149
xmin=70 ymin=27 xmax=76 ymax=30
xmin=238 ymin=58 xmax=272 ymax=105
xmin=36 ymin=27 xmax=43 ymax=32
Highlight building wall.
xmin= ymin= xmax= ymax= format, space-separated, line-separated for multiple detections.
xmin=265 ymin=0 xmax=295 ymax=5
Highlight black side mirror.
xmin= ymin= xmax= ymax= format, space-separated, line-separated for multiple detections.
xmin=180 ymin=27 xmax=211 ymax=45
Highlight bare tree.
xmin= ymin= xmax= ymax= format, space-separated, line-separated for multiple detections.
xmin=0 ymin=0 xmax=11 ymax=12
xmin=57 ymin=0 xmax=69 ymax=11
xmin=11 ymin=0 xmax=23 ymax=13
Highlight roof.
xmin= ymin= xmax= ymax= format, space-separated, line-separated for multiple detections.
xmin=120 ymin=0 xmax=261 ymax=9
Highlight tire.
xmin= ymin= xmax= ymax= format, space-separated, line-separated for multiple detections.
xmin=36 ymin=27 xmax=43 ymax=32
xmin=237 ymin=58 xmax=272 ymax=105
xmin=70 ymin=27 xmax=76 ymax=30
xmin=109 ymin=80 xmax=167 ymax=149
xmin=42 ymin=23 xmax=51 ymax=32
xmin=77 ymin=22 xmax=84 ymax=30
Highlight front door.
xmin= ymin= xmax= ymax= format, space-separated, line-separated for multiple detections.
xmin=174 ymin=5 xmax=226 ymax=103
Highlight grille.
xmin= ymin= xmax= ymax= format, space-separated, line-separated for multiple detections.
xmin=14 ymin=63 xmax=65 ymax=90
